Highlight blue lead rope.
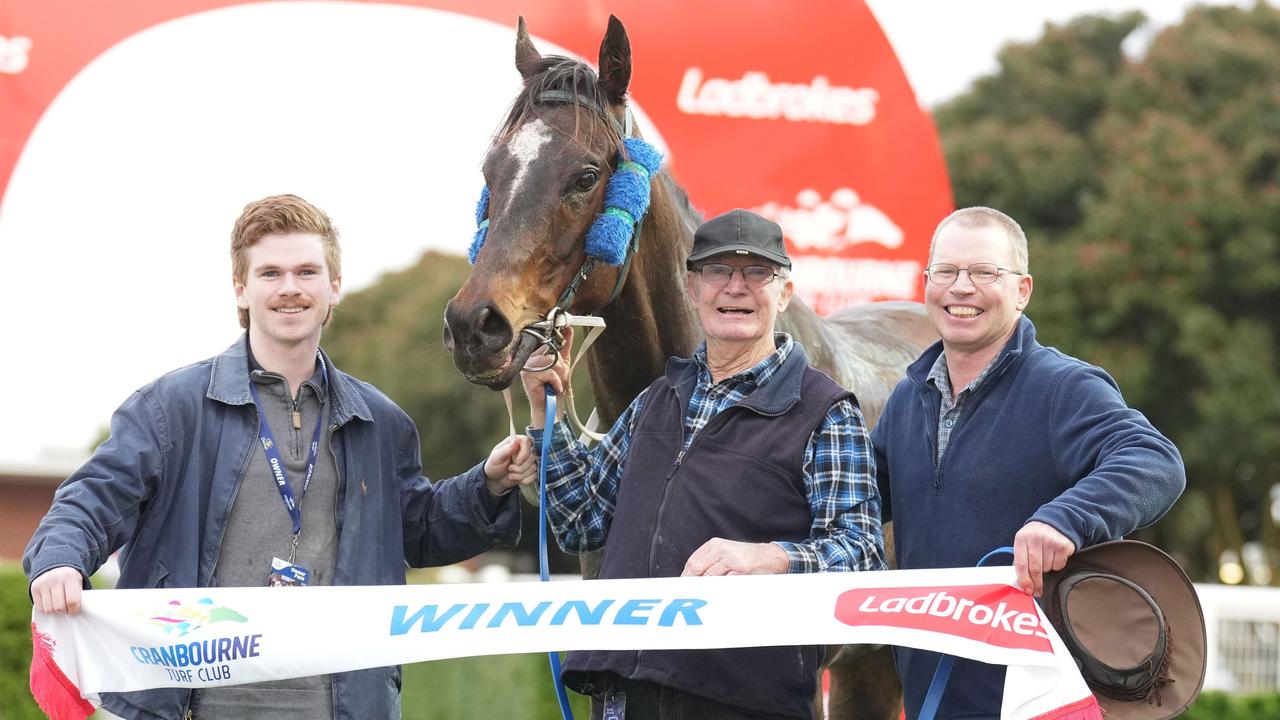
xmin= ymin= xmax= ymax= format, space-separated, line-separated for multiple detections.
xmin=918 ymin=546 xmax=1017 ymax=720
xmin=539 ymin=386 xmax=575 ymax=720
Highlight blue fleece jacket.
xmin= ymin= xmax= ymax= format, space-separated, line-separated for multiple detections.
xmin=871 ymin=316 xmax=1184 ymax=719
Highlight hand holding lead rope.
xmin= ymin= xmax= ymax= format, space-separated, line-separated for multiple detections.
xmin=515 ymin=314 xmax=608 ymax=442
xmin=520 ymin=326 xmax=573 ymax=428
xmin=520 ymin=310 xmax=605 ymax=370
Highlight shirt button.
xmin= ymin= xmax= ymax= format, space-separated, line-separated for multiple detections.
xmin=944 ymin=419 xmax=954 ymax=428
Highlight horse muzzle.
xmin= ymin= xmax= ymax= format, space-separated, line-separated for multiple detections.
xmin=442 ymin=300 xmax=539 ymax=389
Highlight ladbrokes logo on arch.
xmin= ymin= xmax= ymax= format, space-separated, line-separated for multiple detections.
xmin=676 ymin=67 xmax=879 ymax=126
xmin=834 ymin=584 xmax=1052 ymax=653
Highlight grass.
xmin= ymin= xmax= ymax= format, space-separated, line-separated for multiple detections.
xmin=403 ymin=653 xmax=591 ymax=720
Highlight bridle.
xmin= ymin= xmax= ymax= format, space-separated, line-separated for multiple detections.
xmin=517 ymin=89 xmax=649 ymax=371
xmin=473 ymin=89 xmax=662 ymax=442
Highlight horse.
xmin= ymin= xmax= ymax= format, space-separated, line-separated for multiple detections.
xmin=442 ymin=16 xmax=936 ymax=720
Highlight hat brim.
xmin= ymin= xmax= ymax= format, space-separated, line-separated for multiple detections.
xmin=1042 ymin=541 xmax=1206 ymax=720
xmin=686 ymin=244 xmax=792 ymax=269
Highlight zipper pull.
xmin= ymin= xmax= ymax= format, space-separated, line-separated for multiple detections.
xmin=291 ymin=411 xmax=302 ymax=429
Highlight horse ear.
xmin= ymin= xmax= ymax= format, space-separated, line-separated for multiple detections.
xmin=597 ymin=15 xmax=632 ymax=104
xmin=515 ymin=16 xmax=543 ymax=80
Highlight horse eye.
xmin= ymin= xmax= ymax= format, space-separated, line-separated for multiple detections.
xmin=573 ymin=169 xmax=600 ymax=192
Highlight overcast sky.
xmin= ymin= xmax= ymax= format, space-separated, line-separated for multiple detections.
xmin=0 ymin=0 xmax=1257 ymax=470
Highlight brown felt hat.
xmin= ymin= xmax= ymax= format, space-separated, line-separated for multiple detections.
xmin=1041 ymin=540 xmax=1206 ymax=720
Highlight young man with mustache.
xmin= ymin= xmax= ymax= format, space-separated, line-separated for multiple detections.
xmin=25 ymin=194 xmax=535 ymax=720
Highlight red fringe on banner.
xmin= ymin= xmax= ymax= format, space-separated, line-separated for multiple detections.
xmin=1030 ymin=695 xmax=1104 ymax=720
xmin=29 ymin=624 xmax=95 ymax=720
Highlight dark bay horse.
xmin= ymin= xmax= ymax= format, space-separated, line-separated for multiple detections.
xmin=443 ymin=16 xmax=936 ymax=720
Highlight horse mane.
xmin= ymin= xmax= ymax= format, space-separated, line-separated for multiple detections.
xmin=659 ymin=172 xmax=703 ymax=237
xmin=498 ymin=56 xmax=622 ymax=147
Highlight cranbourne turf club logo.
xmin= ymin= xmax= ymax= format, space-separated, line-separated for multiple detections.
xmin=139 ymin=598 xmax=248 ymax=638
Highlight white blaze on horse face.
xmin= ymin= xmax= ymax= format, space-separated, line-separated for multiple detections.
xmin=505 ymin=119 xmax=553 ymax=205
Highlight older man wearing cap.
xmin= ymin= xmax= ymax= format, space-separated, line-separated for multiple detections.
xmin=520 ymin=208 xmax=885 ymax=719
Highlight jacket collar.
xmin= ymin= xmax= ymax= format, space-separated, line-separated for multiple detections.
xmin=207 ymin=335 xmax=372 ymax=425
xmin=665 ymin=336 xmax=811 ymax=417
xmin=907 ymin=315 xmax=1038 ymax=390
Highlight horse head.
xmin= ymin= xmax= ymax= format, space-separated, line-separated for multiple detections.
xmin=444 ymin=16 xmax=652 ymax=389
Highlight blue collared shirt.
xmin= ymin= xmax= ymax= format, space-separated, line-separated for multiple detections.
xmin=530 ymin=334 xmax=884 ymax=573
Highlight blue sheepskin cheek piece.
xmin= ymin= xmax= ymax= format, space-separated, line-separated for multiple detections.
xmin=622 ymin=137 xmax=664 ymax=178
xmin=584 ymin=137 xmax=664 ymax=265
xmin=468 ymin=186 xmax=490 ymax=265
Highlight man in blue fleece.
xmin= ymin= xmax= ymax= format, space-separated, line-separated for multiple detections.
xmin=872 ymin=206 xmax=1185 ymax=719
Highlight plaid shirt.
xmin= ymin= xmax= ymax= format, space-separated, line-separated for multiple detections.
xmin=529 ymin=334 xmax=885 ymax=573
xmin=925 ymin=352 xmax=998 ymax=464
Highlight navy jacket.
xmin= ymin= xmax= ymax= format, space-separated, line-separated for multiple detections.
xmin=871 ymin=316 xmax=1184 ymax=719
xmin=24 ymin=337 xmax=520 ymax=720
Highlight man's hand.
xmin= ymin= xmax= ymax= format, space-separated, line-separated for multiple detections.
xmin=1013 ymin=521 xmax=1075 ymax=597
xmin=682 ymin=538 xmax=790 ymax=576
xmin=31 ymin=567 xmax=85 ymax=614
xmin=519 ymin=328 xmax=573 ymax=429
xmin=483 ymin=435 xmax=536 ymax=496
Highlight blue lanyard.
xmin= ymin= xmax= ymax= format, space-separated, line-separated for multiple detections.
xmin=248 ymin=356 xmax=329 ymax=561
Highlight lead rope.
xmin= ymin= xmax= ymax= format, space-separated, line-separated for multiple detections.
xmin=919 ymin=546 xmax=1016 ymax=720
xmin=538 ymin=386 xmax=575 ymax=720
xmin=497 ymin=313 xmax=607 ymax=720
xmin=561 ymin=318 xmax=607 ymax=443
xmin=537 ymin=320 xmax=606 ymax=720
xmin=501 ymin=313 xmax=608 ymax=444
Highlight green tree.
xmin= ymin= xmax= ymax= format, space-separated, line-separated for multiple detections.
xmin=935 ymin=4 xmax=1280 ymax=583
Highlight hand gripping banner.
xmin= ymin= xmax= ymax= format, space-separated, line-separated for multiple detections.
xmin=31 ymin=567 xmax=1102 ymax=720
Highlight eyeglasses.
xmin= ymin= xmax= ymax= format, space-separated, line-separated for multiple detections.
xmin=694 ymin=263 xmax=781 ymax=288
xmin=924 ymin=263 xmax=1023 ymax=285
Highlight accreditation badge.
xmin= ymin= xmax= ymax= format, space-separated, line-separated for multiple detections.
xmin=267 ymin=557 xmax=311 ymax=587
xmin=603 ymin=691 xmax=626 ymax=719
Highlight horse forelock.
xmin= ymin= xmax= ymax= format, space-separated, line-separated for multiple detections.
xmin=497 ymin=56 xmax=622 ymax=149
xmin=476 ymin=54 xmax=638 ymax=296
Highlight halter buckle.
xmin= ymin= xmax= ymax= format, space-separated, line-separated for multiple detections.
xmin=520 ymin=309 xmax=605 ymax=372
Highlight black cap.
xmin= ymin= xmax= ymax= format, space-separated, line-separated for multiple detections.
xmin=687 ymin=209 xmax=791 ymax=269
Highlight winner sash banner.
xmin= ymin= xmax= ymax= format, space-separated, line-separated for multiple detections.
xmin=31 ymin=567 xmax=1102 ymax=720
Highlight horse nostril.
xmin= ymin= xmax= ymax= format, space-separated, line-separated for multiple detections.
xmin=441 ymin=316 xmax=455 ymax=352
xmin=444 ymin=300 xmax=513 ymax=357
xmin=476 ymin=305 xmax=513 ymax=351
